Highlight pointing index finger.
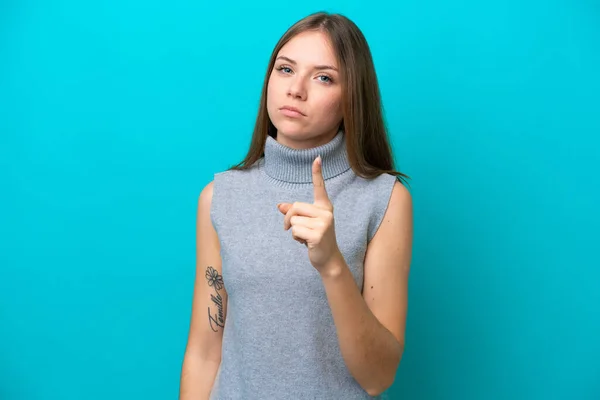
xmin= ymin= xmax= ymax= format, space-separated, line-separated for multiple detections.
xmin=312 ymin=155 xmax=329 ymax=205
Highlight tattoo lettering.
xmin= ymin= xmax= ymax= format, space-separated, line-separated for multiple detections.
xmin=205 ymin=266 xmax=225 ymax=332
xmin=208 ymin=292 xmax=225 ymax=331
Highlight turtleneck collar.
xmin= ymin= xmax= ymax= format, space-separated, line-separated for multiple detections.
xmin=262 ymin=131 xmax=351 ymax=184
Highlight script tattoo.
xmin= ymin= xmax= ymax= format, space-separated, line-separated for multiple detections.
xmin=205 ymin=266 xmax=225 ymax=332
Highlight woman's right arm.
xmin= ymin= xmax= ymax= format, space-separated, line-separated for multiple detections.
xmin=180 ymin=181 xmax=228 ymax=400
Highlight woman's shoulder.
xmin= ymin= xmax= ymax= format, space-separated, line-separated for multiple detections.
xmin=214 ymin=158 xmax=263 ymax=178
xmin=350 ymin=171 xmax=399 ymax=191
xmin=347 ymin=172 xmax=404 ymax=215
xmin=210 ymin=158 xmax=263 ymax=192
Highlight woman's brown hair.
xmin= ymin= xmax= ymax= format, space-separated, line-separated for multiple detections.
xmin=228 ymin=11 xmax=410 ymax=184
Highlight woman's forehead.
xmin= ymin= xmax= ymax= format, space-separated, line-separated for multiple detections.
xmin=277 ymin=31 xmax=337 ymax=67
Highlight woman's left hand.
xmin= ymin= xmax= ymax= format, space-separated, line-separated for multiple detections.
xmin=277 ymin=156 xmax=342 ymax=275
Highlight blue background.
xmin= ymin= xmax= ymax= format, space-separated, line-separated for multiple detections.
xmin=1 ymin=1 xmax=599 ymax=399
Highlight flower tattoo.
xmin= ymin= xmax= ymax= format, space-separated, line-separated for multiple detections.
xmin=205 ymin=266 xmax=224 ymax=291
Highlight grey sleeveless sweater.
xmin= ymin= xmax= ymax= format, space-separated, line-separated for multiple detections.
xmin=209 ymin=131 xmax=397 ymax=399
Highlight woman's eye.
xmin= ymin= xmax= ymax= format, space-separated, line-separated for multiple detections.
xmin=276 ymin=66 xmax=332 ymax=83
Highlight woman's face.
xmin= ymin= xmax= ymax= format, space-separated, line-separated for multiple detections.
xmin=266 ymin=30 xmax=343 ymax=149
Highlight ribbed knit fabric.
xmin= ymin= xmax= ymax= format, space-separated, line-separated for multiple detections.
xmin=263 ymin=130 xmax=352 ymax=185
xmin=209 ymin=131 xmax=397 ymax=399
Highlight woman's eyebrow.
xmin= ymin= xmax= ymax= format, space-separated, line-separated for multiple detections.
xmin=276 ymin=56 xmax=338 ymax=72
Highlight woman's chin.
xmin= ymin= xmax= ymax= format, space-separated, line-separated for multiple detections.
xmin=273 ymin=124 xmax=309 ymax=138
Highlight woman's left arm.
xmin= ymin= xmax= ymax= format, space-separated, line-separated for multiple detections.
xmin=320 ymin=181 xmax=413 ymax=396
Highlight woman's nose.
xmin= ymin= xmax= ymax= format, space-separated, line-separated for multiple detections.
xmin=287 ymin=78 xmax=307 ymax=100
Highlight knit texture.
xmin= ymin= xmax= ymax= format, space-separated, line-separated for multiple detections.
xmin=209 ymin=131 xmax=397 ymax=399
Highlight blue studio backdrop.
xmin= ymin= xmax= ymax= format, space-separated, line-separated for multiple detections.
xmin=1 ymin=1 xmax=599 ymax=399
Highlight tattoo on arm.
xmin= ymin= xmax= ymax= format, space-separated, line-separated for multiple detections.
xmin=206 ymin=266 xmax=225 ymax=332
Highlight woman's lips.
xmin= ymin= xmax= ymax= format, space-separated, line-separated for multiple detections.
xmin=279 ymin=106 xmax=305 ymax=118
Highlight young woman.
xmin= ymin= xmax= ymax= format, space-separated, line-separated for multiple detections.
xmin=180 ymin=11 xmax=413 ymax=400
